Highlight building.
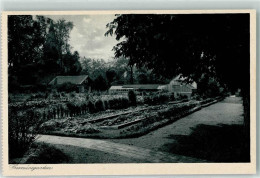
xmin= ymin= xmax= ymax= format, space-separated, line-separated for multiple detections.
xmin=167 ymin=75 xmax=197 ymax=98
xmin=109 ymin=84 xmax=167 ymax=95
xmin=49 ymin=75 xmax=89 ymax=92
xmin=109 ymin=75 xmax=197 ymax=98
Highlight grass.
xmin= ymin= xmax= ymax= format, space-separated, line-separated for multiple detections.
xmin=160 ymin=124 xmax=250 ymax=162
xmin=24 ymin=142 xmax=70 ymax=164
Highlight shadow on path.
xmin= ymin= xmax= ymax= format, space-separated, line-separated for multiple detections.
xmin=160 ymin=124 xmax=250 ymax=162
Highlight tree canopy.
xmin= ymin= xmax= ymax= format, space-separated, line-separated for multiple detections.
xmin=105 ymin=14 xmax=250 ymax=93
xmin=8 ymin=15 xmax=81 ymax=88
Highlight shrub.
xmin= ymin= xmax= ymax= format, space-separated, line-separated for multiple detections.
xmin=128 ymin=90 xmax=137 ymax=106
xmin=103 ymin=100 xmax=109 ymax=110
xmin=60 ymin=92 xmax=66 ymax=97
xmin=170 ymin=93 xmax=175 ymax=101
xmin=158 ymin=94 xmax=169 ymax=103
xmin=66 ymin=102 xmax=77 ymax=116
xmin=108 ymin=98 xmax=117 ymax=109
xmin=144 ymin=93 xmax=169 ymax=105
xmin=94 ymin=99 xmax=105 ymax=112
xmin=28 ymin=92 xmax=46 ymax=100
xmin=70 ymin=92 xmax=76 ymax=98
xmin=121 ymin=97 xmax=130 ymax=108
xmin=8 ymin=108 xmax=42 ymax=159
xmin=106 ymin=97 xmax=129 ymax=110
xmin=52 ymin=91 xmax=61 ymax=99
xmin=180 ymin=95 xmax=188 ymax=99
xmin=87 ymin=101 xmax=96 ymax=113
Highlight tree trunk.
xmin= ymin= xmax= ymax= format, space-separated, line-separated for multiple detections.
xmin=130 ymin=65 xmax=134 ymax=84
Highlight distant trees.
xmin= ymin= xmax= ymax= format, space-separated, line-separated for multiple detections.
xmin=8 ymin=15 xmax=82 ymax=89
xmin=8 ymin=16 xmax=46 ymax=89
xmin=79 ymin=55 xmax=168 ymax=91
xmin=106 ymin=69 xmax=117 ymax=86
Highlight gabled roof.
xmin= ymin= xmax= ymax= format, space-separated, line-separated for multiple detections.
xmin=49 ymin=75 xmax=88 ymax=85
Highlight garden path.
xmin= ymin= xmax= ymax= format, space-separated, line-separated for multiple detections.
xmin=36 ymin=134 xmax=204 ymax=163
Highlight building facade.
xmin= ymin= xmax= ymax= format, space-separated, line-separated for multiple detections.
xmin=109 ymin=75 xmax=197 ymax=98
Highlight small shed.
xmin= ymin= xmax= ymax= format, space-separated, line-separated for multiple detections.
xmin=49 ymin=75 xmax=89 ymax=92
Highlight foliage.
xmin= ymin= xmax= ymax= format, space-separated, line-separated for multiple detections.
xmin=144 ymin=93 xmax=170 ymax=105
xmin=87 ymin=101 xmax=96 ymax=113
xmin=8 ymin=15 xmax=82 ymax=90
xmin=106 ymin=14 xmax=249 ymax=91
xmin=9 ymin=108 xmax=42 ymax=159
xmin=93 ymin=75 xmax=108 ymax=91
xmin=94 ymin=99 xmax=105 ymax=112
xmin=106 ymin=14 xmax=250 ymax=132
xmin=128 ymin=90 xmax=137 ymax=106
xmin=107 ymin=97 xmax=129 ymax=110
xmin=170 ymin=93 xmax=175 ymax=101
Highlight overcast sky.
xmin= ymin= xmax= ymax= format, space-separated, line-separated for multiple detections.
xmin=47 ymin=15 xmax=118 ymax=61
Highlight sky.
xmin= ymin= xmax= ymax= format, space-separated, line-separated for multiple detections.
xmin=47 ymin=15 xmax=119 ymax=61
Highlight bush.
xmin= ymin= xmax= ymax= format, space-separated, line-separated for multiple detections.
xmin=103 ymin=100 xmax=109 ymax=110
xmin=107 ymin=97 xmax=129 ymax=110
xmin=52 ymin=91 xmax=61 ymax=99
xmin=128 ymin=90 xmax=137 ymax=106
xmin=180 ymin=95 xmax=188 ymax=99
xmin=121 ymin=98 xmax=130 ymax=108
xmin=170 ymin=93 xmax=175 ymax=101
xmin=144 ymin=93 xmax=169 ymax=105
xmin=70 ymin=92 xmax=76 ymax=98
xmin=87 ymin=101 xmax=96 ymax=113
xmin=9 ymin=108 xmax=42 ymax=159
xmin=94 ymin=99 xmax=105 ymax=112
xmin=66 ymin=101 xmax=77 ymax=116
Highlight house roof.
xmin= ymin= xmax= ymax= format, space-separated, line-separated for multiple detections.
xmin=122 ymin=84 xmax=162 ymax=90
xmin=49 ymin=75 xmax=88 ymax=85
xmin=109 ymin=86 xmax=124 ymax=90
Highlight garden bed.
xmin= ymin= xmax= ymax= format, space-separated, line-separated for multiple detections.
xmin=39 ymin=100 xmax=203 ymax=138
xmin=36 ymin=95 xmax=224 ymax=139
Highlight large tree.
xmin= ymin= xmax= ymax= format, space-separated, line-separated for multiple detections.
xmin=8 ymin=15 xmax=82 ymax=88
xmin=8 ymin=15 xmax=46 ymax=87
xmin=106 ymin=14 xmax=250 ymax=130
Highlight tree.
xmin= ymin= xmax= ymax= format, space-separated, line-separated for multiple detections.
xmin=63 ymin=51 xmax=82 ymax=75
xmin=106 ymin=69 xmax=117 ymax=87
xmin=8 ymin=15 xmax=46 ymax=87
xmin=8 ymin=15 xmax=82 ymax=88
xmin=93 ymin=75 xmax=108 ymax=91
xmin=54 ymin=19 xmax=74 ymax=70
xmin=80 ymin=57 xmax=92 ymax=75
xmin=106 ymin=14 xmax=250 ymax=132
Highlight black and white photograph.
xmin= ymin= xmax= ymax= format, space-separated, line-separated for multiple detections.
xmin=2 ymin=10 xmax=256 ymax=175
